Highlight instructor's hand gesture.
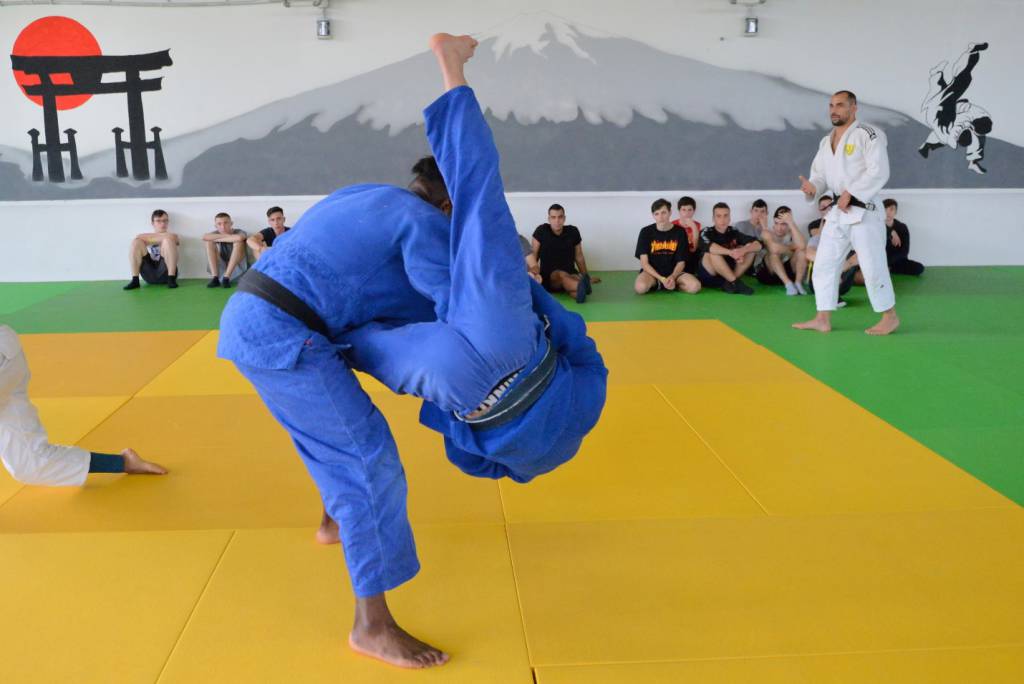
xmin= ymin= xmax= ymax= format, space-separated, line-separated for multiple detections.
xmin=798 ymin=175 xmax=816 ymax=197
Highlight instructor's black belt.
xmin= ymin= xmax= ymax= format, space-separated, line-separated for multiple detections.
xmin=831 ymin=194 xmax=876 ymax=212
xmin=237 ymin=270 xmax=330 ymax=339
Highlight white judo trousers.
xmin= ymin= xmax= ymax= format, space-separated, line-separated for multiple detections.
xmin=806 ymin=120 xmax=896 ymax=313
xmin=0 ymin=325 xmax=90 ymax=486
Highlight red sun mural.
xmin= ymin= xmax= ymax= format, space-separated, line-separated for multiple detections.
xmin=12 ymin=16 xmax=102 ymax=110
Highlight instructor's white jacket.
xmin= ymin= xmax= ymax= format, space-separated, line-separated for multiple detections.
xmin=807 ymin=121 xmax=890 ymax=207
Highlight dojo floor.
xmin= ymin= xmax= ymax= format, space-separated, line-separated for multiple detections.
xmin=1 ymin=271 xmax=1022 ymax=683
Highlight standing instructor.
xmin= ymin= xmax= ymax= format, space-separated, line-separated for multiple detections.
xmin=793 ymin=90 xmax=900 ymax=335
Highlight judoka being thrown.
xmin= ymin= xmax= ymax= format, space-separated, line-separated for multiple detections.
xmin=218 ymin=34 xmax=607 ymax=669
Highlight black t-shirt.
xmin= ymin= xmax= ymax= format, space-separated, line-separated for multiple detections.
xmin=700 ymin=225 xmax=758 ymax=251
xmin=635 ymin=224 xmax=687 ymax=277
xmin=532 ymin=224 xmax=581 ymax=276
xmin=260 ymin=226 xmax=290 ymax=247
xmin=886 ymin=219 xmax=910 ymax=262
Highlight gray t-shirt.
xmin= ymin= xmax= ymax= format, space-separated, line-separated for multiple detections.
xmin=734 ymin=220 xmax=764 ymax=241
xmin=207 ymin=228 xmax=249 ymax=277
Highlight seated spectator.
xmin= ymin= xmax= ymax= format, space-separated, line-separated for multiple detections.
xmin=634 ymin=198 xmax=701 ymax=295
xmin=519 ymin=233 xmax=542 ymax=283
xmin=697 ymin=202 xmax=761 ymax=295
xmin=883 ymin=199 xmax=925 ymax=276
xmin=807 ymin=195 xmax=834 ymax=238
xmin=123 ymin=209 xmax=179 ymax=290
xmin=805 ymin=232 xmax=855 ymax=308
xmin=531 ymin=203 xmax=596 ymax=304
xmin=203 ymin=212 xmax=248 ymax=288
xmin=671 ymin=195 xmax=702 ymax=273
xmin=755 ymin=206 xmax=808 ymax=295
xmin=734 ymin=198 xmax=770 ymax=241
xmin=247 ymin=206 xmax=291 ymax=261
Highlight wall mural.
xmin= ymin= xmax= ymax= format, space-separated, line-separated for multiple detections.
xmin=8 ymin=16 xmax=172 ymax=187
xmin=919 ymin=42 xmax=992 ymax=175
xmin=3 ymin=13 xmax=1017 ymax=201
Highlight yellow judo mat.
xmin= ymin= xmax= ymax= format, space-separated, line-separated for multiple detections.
xmin=1 ymin=321 xmax=1021 ymax=683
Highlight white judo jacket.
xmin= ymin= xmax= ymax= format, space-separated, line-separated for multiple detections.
xmin=806 ymin=120 xmax=890 ymax=214
xmin=0 ymin=325 xmax=90 ymax=486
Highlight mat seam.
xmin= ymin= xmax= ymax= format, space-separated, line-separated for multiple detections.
xmin=498 ymin=482 xmax=538 ymax=673
xmin=152 ymin=529 xmax=237 ymax=684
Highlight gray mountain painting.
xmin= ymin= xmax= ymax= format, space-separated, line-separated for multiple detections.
xmin=2 ymin=13 xmax=1020 ymax=201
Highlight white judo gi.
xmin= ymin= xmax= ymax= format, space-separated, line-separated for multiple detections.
xmin=805 ymin=121 xmax=896 ymax=313
xmin=0 ymin=325 xmax=90 ymax=486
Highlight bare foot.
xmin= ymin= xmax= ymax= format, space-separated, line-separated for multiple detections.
xmin=866 ymin=312 xmax=900 ymax=336
xmin=121 ymin=448 xmax=168 ymax=475
xmin=792 ymin=317 xmax=831 ymax=333
xmin=348 ymin=625 xmax=450 ymax=669
xmin=315 ymin=509 xmax=340 ymax=545
xmin=429 ymin=33 xmax=478 ymax=91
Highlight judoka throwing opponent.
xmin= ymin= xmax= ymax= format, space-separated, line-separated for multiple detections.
xmin=793 ymin=90 xmax=900 ymax=335
xmin=218 ymin=34 xmax=607 ymax=668
xmin=1 ymin=325 xmax=167 ymax=485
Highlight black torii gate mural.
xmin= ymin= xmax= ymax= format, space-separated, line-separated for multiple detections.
xmin=11 ymin=51 xmax=172 ymax=183
xmin=10 ymin=17 xmax=172 ymax=184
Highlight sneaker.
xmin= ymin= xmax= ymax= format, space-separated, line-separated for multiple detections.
xmin=837 ymin=297 xmax=848 ymax=308
xmin=123 ymin=277 xmax=140 ymax=291
xmin=785 ymin=282 xmax=799 ymax=296
xmin=721 ymin=280 xmax=738 ymax=294
xmin=221 ymin=277 xmax=232 ymax=288
xmin=734 ymin=279 xmax=754 ymax=295
xmin=575 ymin=274 xmax=590 ymax=303
xmin=167 ymin=275 xmax=178 ymax=289
xmin=795 ymin=281 xmax=807 ymax=295
xmin=839 ymin=267 xmax=858 ymax=296
xmin=206 ymin=277 xmax=221 ymax=288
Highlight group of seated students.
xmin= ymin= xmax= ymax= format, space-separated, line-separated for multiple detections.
xmin=520 ymin=197 xmax=924 ymax=303
xmin=122 ymin=206 xmax=291 ymax=290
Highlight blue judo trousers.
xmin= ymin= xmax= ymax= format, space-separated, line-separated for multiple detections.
xmin=218 ymin=85 xmax=607 ymax=598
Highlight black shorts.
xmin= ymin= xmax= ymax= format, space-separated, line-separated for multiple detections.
xmin=139 ymin=255 xmax=169 ymax=284
xmin=696 ymin=262 xmax=725 ymax=289
xmin=754 ymin=260 xmax=796 ymax=285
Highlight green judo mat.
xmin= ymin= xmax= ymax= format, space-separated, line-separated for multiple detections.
xmin=1 ymin=266 xmax=1022 ymax=505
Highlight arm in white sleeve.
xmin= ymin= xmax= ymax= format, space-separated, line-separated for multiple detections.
xmin=847 ymin=129 xmax=890 ymax=201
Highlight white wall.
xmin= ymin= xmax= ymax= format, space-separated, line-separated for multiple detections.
xmin=1 ymin=190 xmax=1020 ymax=282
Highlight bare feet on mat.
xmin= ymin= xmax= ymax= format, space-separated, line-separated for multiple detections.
xmin=866 ymin=311 xmax=900 ymax=336
xmin=349 ymin=594 xmax=450 ymax=669
xmin=792 ymin=314 xmax=831 ymax=333
xmin=121 ymin=448 xmax=168 ymax=475
xmin=315 ymin=508 xmax=340 ymax=545
xmin=429 ymin=33 xmax=478 ymax=91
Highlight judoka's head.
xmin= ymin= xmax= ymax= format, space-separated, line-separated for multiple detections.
xmin=151 ymin=209 xmax=169 ymax=233
xmin=829 ymin=91 xmax=857 ymax=127
xmin=214 ymin=212 xmax=234 ymax=234
xmin=548 ymin=204 xmax=566 ymax=233
xmin=883 ymin=198 xmax=898 ymax=222
xmin=651 ymin=199 xmax=671 ymax=228
xmin=712 ymin=202 xmax=730 ymax=230
xmin=409 ymin=156 xmax=452 ymax=216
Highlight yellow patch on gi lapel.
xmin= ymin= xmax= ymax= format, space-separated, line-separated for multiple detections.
xmin=845 ymin=143 xmax=856 ymax=156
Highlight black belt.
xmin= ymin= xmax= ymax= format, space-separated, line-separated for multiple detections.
xmin=461 ymin=336 xmax=558 ymax=431
xmin=831 ymin=194 xmax=875 ymax=211
xmin=237 ymin=270 xmax=329 ymax=339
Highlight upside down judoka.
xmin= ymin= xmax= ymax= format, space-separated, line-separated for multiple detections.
xmin=217 ymin=33 xmax=607 ymax=669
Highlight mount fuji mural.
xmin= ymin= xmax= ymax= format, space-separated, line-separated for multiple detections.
xmin=3 ymin=12 xmax=1021 ymax=201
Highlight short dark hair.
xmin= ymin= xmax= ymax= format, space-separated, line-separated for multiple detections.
xmin=774 ymin=206 xmax=792 ymax=218
xmin=266 ymin=206 xmax=284 ymax=217
xmin=712 ymin=202 xmax=730 ymax=213
xmin=215 ymin=212 xmax=231 ymax=220
xmin=151 ymin=209 xmax=167 ymax=221
xmin=818 ymin=195 xmax=833 ymax=206
xmin=677 ymin=196 xmax=696 ymax=210
xmin=834 ymin=90 xmax=857 ymax=104
xmin=751 ymin=198 xmax=768 ymax=210
xmin=409 ymin=156 xmax=450 ymax=210
xmin=883 ymin=198 xmax=898 ymax=210
xmin=651 ymin=198 xmax=671 ymax=213
xmin=548 ymin=204 xmax=565 ymax=215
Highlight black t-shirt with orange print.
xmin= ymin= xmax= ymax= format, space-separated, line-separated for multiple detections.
xmin=635 ymin=224 xmax=688 ymax=278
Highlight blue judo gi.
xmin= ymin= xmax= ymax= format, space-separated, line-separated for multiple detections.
xmin=218 ymin=85 xmax=607 ymax=598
